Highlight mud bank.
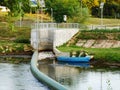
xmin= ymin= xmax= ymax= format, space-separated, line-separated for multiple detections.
xmin=90 ymin=59 xmax=120 ymax=68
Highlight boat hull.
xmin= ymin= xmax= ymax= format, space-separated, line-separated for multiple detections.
xmin=57 ymin=56 xmax=91 ymax=62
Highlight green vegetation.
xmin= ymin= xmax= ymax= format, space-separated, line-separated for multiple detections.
xmin=66 ymin=29 xmax=120 ymax=46
xmin=0 ymin=18 xmax=32 ymax=54
xmin=1 ymin=0 xmax=119 ymax=23
xmin=0 ymin=12 xmax=51 ymax=55
xmin=0 ymin=27 xmax=30 ymax=38
xmin=0 ymin=42 xmax=24 ymax=53
xmin=0 ymin=57 xmax=30 ymax=64
xmin=57 ymin=46 xmax=120 ymax=62
xmin=58 ymin=29 xmax=120 ymax=62
xmin=85 ymin=18 xmax=120 ymax=25
xmin=0 ymin=41 xmax=32 ymax=55
xmin=77 ymin=29 xmax=120 ymax=40
xmin=0 ymin=0 xmax=119 ymax=66
xmin=0 ymin=0 xmax=29 ymax=16
xmin=45 ymin=0 xmax=89 ymax=23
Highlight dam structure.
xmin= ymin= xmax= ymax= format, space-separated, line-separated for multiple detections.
xmin=31 ymin=23 xmax=79 ymax=50
xmin=30 ymin=23 xmax=79 ymax=90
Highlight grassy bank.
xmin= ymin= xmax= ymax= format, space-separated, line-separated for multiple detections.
xmin=0 ymin=12 xmax=120 ymax=57
xmin=77 ymin=29 xmax=120 ymax=40
xmin=85 ymin=18 xmax=120 ymax=25
xmin=0 ymin=42 xmax=33 ymax=55
xmin=0 ymin=26 xmax=33 ymax=55
xmin=57 ymin=46 xmax=120 ymax=63
xmin=58 ymin=29 xmax=120 ymax=63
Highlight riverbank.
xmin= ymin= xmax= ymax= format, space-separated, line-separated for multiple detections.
xmin=90 ymin=59 xmax=120 ymax=69
xmin=57 ymin=29 xmax=120 ymax=67
xmin=0 ymin=55 xmax=31 ymax=64
xmin=57 ymin=46 xmax=120 ymax=61
xmin=56 ymin=48 xmax=120 ymax=69
xmin=0 ymin=50 xmax=33 ymax=64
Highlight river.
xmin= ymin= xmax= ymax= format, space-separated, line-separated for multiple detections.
xmin=0 ymin=57 xmax=120 ymax=90
xmin=0 ymin=57 xmax=49 ymax=90
xmin=38 ymin=60 xmax=120 ymax=90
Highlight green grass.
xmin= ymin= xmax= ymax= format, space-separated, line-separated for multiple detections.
xmin=85 ymin=17 xmax=120 ymax=25
xmin=0 ymin=26 xmax=30 ymax=40
xmin=57 ymin=46 xmax=120 ymax=62
xmin=77 ymin=29 xmax=120 ymax=40
xmin=60 ymin=29 xmax=120 ymax=63
xmin=0 ymin=26 xmax=31 ymax=54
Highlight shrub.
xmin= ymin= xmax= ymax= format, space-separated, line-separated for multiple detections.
xmin=14 ymin=37 xmax=30 ymax=43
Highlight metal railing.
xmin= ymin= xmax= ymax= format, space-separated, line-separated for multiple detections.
xmin=87 ymin=24 xmax=120 ymax=30
xmin=31 ymin=23 xmax=79 ymax=30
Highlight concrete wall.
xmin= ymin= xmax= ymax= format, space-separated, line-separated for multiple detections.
xmin=31 ymin=28 xmax=79 ymax=50
xmin=31 ymin=29 xmax=53 ymax=50
xmin=53 ymin=28 xmax=79 ymax=47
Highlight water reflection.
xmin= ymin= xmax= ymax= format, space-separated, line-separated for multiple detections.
xmin=58 ymin=61 xmax=90 ymax=68
xmin=38 ymin=60 xmax=120 ymax=90
xmin=0 ymin=63 xmax=49 ymax=90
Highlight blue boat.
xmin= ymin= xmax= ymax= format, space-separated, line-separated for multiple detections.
xmin=57 ymin=56 xmax=92 ymax=63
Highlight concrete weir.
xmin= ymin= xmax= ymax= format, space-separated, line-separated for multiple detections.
xmin=30 ymin=23 xmax=79 ymax=90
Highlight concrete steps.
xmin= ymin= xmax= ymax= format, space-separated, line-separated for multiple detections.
xmin=76 ymin=39 xmax=120 ymax=48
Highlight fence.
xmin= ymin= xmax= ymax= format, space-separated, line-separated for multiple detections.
xmin=87 ymin=24 xmax=120 ymax=30
xmin=31 ymin=23 xmax=79 ymax=30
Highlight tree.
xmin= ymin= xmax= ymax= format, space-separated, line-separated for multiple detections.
xmin=0 ymin=0 xmax=30 ymax=17
xmin=91 ymin=0 xmax=120 ymax=18
xmin=82 ymin=0 xmax=99 ymax=9
xmin=45 ymin=0 xmax=82 ymax=22
xmin=103 ymin=0 xmax=120 ymax=18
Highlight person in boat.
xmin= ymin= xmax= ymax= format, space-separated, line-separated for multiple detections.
xmin=71 ymin=51 xmax=77 ymax=57
xmin=79 ymin=50 xmax=88 ymax=57
xmin=79 ymin=50 xmax=94 ymax=59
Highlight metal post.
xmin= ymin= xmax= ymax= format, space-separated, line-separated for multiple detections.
xmin=118 ymin=24 xmax=120 ymax=30
xmin=37 ymin=0 xmax=45 ymax=50
xmin=19 ymin=2 xmax=22 ymax=27
xmin=51 ymin=8 xmax=53 ymax=22
xmin=81 ymin=0 xmax=82 ymax=16
xmin=36 ymin=9 xmax=39 ymax=50
xmin=80 ymin=0 xmax=82 ymax=16
xmin=41 ymin=7 xmax=43 ymax=23
xmin=101 ymin=7 xmax=103 ymax=26
xmin=100 ymin=72 xmax=103 ymax=90
xmin=100 ymin=2 xmax=104 ymax=27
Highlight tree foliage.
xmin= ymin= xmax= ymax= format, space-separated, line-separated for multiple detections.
xmin=0 ymin=0 xmax=119 ymax=21
xmin=45 ymin=0 xmax=82 ymax=22
xmin=0 ymin=0 xmax=30 ymax=17
xmin=91 ymin=0 xmax=120 ymax=18
xmin=82 ymin=0 xmax=99 ymax=9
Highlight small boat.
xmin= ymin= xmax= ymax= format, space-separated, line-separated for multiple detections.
xmin=57 ymin=56 xmax=92 ymax=62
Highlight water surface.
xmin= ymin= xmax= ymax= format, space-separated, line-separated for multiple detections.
xmin=0 ymin=63 xmax=49 ymax=90
xmin=38 ymin=60 xmax=120 ymax=90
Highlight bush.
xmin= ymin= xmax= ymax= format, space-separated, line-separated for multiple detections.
xmin=77 ymin=31 xmax=108 ymax=40
xmin=76 ymin=29 xmax=120 ymax=40
xmin=14 ymin=37 xmax=30 ymax=43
